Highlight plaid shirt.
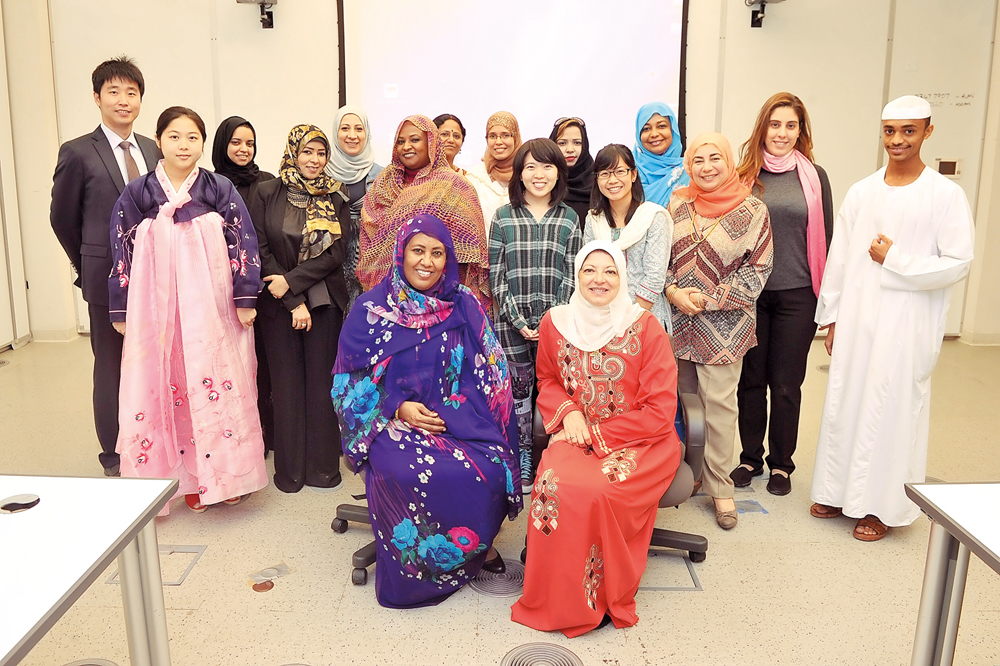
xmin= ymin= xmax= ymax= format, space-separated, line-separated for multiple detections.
xmin=488 ymin=202 xmax=582 ymax=363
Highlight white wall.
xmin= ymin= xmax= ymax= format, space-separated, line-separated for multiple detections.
xmin=48 ymin=0 xmax=341 ymax=179
xmin=6 ymin=0 xmax=1000 ymax=344
xmin=2 ymin=0 xmax=75 ymax=341
xmin=963 ymin=3 xmax=1000 ymax=345
xmin=687 ymin=0 xmax=892 ymax=210
xmin=0 ymin=2 xmax=29 ymax=347
xmin=686 ymin=0 xmax=998 ymax=338
xmin=3 ymin=0 xmax=342 ymax=339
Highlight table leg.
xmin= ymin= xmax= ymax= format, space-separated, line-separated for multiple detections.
xmin=910 ymin=520 xmax=970 ymax=666
xmin=137 ymin=521 xmax=171 ymax=665
xmin=118 ymin=539 xmax=152 ymax=666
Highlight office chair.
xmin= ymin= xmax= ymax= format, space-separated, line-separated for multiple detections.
xmin=332 ymin=359 xmax=708 ymax=585
xmin=523 ymin=359 xmax=708 ymax=563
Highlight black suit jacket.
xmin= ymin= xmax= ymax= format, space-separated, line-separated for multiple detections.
xmin=250 ymin=179 xmax=351 ymax=317
xmin=50 ymin=126 xmax=160 ymax=306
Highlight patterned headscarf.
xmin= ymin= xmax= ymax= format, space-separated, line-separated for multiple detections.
xmin=279 ymin=124 xmax=344 ymax=263
xmin=358 ymin=115 xmax=490 ymax=313
xmin=633 ymin=102 xmax=689 ymax=206
xmin=482 ymin=111 xmax=522 ymax=184
xmin=326 ymin=106 xmax=375 ymax=185
xmin=380 ymin=216 xmax=461 ymax=329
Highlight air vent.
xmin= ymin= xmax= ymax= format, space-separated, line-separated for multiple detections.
xmin=499 ymin=643 xmax=585 ymax=666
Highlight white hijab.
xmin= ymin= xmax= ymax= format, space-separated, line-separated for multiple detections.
xmin=549 ymin=241 xmax=645 ymax=352
xmin=325 ymin=105 xmax=375 ymax=184
xmin=586 ymin=201 xmax=668 ymax=252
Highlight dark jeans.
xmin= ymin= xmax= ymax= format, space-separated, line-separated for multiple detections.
xmin=89 ymin=302 xmax=123 ymax=471
xmin=737 ymin=287 xmax=817 ymax=475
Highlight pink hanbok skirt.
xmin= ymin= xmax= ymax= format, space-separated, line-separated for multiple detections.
xmin=116 ymin=209 xmax=267 ymax=514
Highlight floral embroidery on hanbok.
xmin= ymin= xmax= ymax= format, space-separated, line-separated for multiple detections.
xmin=583 ymin=544 xmax=605 ymax=611
xmin=531 ymin=469 xmax=560 ymax=535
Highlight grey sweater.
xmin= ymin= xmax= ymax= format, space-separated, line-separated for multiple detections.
xmin=755 ymin=165 xmax=834 ymax=291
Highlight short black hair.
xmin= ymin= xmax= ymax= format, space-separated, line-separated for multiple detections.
xmin=508 ymin=138 xmax=568 ymax=209
xmin=92 ymin=56 xmax=145 ymax=98
xmin=590 ymin=144 xmax=644 ymax=225
xmin=433 ymin=113 xmax=466 ymax=139
xmin=155 ymin=106 xmax=207 ymax=141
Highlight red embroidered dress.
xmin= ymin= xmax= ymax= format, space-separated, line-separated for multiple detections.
xmin=511 ymin=311 xmax=682 ymax=636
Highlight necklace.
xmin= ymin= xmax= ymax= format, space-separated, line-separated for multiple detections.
xmin=689 ymin=209 xmax=723 ymax=246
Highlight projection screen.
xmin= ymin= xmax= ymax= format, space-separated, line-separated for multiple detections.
xmin=343 ymin=0 xmax=686 ymax=168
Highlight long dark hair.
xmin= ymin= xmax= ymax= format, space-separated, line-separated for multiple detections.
xmin=590 ymin=144 xmax=645 ymax=227
xmin=508 ymin=138 xmax=568 ymax=209
xmin=737 ymin=92 xmax=815 ymax=193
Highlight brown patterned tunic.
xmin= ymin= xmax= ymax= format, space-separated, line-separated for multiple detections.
xmin=666 ymin=194 xmax=773 ymax=364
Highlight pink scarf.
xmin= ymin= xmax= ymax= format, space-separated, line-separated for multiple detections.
xmin=762 ymin=149 xmax=826 ymax=297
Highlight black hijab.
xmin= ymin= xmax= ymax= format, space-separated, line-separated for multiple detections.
xmin=212 ymin=116 xmax=261 ymax=188
xmin=548 ymin=119 xmax=594 ymax=227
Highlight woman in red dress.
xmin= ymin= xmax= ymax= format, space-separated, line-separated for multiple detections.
xmin=511 ymin=240 xmax=682 ymax=636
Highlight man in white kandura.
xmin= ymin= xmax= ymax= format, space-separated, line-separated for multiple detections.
xmin=809 ymin=95 xmax=975 ymax=542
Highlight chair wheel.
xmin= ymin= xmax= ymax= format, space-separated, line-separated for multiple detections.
xmin=689 ymin=551 xmax=706 ymax=563
xmin=520 ymin=547 xmax=527 ymax=564
xmin=351 ymin=567 xmax=368 ymax=585
xmin=331 ymin=518 xmax=348 ymax=533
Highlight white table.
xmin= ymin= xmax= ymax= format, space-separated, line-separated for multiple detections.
xmin=0 ymin=475 xmax=177 ymax=666
xmin=905 ymin=482 xmax=1000 ymax=666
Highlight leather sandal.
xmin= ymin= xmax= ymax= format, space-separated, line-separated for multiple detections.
xmin=810 ymin=503 xmax=842 ymax=519
xmin=853 ymin=515 xmax=889 ymax=542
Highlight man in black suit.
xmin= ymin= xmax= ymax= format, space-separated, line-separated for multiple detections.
xmin=50 ymin=57 xmax=160 ymax=476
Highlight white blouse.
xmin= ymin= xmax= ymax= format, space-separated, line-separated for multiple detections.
xmin=466 ymin=162 xmax=510 ymax=235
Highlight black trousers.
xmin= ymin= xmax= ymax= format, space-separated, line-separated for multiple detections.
xmin=253 ymin=318 xmax=274 ymax=455
xmin=736 ymin=287 xmax=817 ymax=475
xmin=88 ymin=302 xmax=123 ymax=470
xmin=258 ymin=303 xmax=343 ymax=492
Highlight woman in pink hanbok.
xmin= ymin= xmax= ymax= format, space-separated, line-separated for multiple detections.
xmin=109 ymin=106 xmax=268 ymax=514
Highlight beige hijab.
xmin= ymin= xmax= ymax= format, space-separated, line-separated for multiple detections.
xmin=549 ymin=241 xmax=645 ymax=352
xmin=482 ymin=111 xmax=522 ymax=184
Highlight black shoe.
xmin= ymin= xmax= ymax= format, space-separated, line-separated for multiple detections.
xmin=598 ymin=613 xmax=614 ymax=629
xmin=766 ymin=472 xmax=791 ymax=496
xmin=730 ymin=464 xmax=762 ymax=488
xmin=482 ymin=551 xmax=506 ymax=574
xmin=273 ymin=474 xmax=304 ymax=493
xmin=104 ymin=464 xmax=120 ymax=477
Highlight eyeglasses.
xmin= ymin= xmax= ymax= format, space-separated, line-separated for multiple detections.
xmin=597 ymin=167 xmax=632 ymax=181
xmin=487 ymin=132 xmax=514 ymax=141
xmin=554 ymin=117 xmax=586 ymax=128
